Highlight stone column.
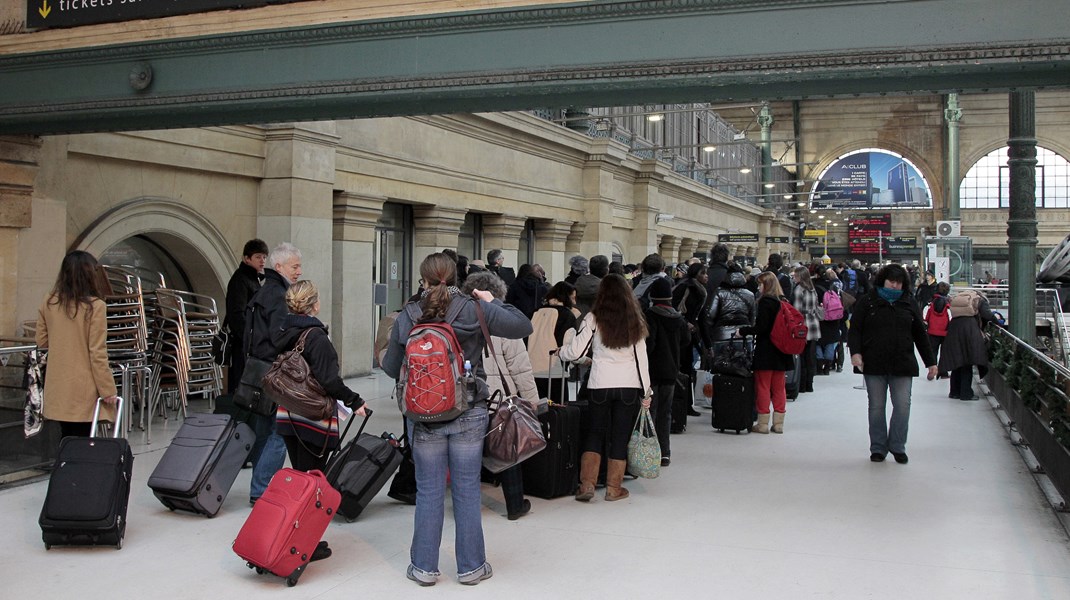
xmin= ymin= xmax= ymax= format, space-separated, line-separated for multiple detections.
xmin=945 ymin=94 xmax=963 ymax=220
xmin=758 ymin=103 xmax=774 ymax=208
xmin=257 ymin=123 xmax=339 ymax=328
xmin=412 ymin=205 xmax=467 ymax=263
xmin=1007 ymin=92 xmax=1038 ymax=344
xmin=679 ymin=238 xmax=699 ymax=264
xmin=0 ymin=135 xmax=41 ymax=337
xmin=483 ymin=213 xmax=527 ymax=270
xmin=566 ymin=221 xmax=587 ymax=257
xmin=659 ymin=235 xmax=681 ymax=264
xmin=332 ymin=192 xmax=387 ymax=376
xmin=533 ymin=218 xmax=573 ymax=284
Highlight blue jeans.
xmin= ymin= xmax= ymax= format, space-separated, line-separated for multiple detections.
xmin=864 ymin=374 xmax=912 ymax=455
xmin=816 ymin=342 xmax=838 ymax=361
xmin=250 ymin=415 xmax=287 ymax=500
xmin=407 ymin=407 xmax=489 ymax=579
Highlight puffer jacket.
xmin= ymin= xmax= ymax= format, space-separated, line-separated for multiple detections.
xmin=702 ymin=272 xmax=756 ymax=344
xmin=481 ymin=335 xmax=540 ymax=406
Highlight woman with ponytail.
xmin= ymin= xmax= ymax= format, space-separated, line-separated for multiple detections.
xmin=383 ymin=253 xmax=532 ymax=587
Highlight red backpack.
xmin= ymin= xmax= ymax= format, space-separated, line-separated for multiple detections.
xmin=770 ymin=299 xmax=808 ymax=355
xmin=926 ymin=296 xmax=950 ymax=337
xmin=397 ymin=301 xmax=472 ymax=423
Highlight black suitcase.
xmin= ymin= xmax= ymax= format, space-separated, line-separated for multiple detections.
xmin=40 ymin=398 xmax=132 ymax=550
xmin=324 ymin=409 xmax=403 ymax=522
xmin=670 ymin=372 xmax=691 ymax=433
xmin=147 ymin=412 xmax=254 ymax=517
xmin=523 ymin=358 xmax=581 ymax=499
xmin=711 ymin=373 xmax=754 ymax=434
xmin=785 ymin=354 xmax=802 ymax=400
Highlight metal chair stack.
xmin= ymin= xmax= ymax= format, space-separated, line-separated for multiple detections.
xmin=97 ymin=265 xmax=152 ymax=437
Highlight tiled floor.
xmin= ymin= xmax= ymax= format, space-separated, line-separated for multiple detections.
xmin=3 ymin=367 xmax=1070 ymax=599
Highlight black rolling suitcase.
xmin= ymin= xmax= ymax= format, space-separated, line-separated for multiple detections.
xmin=785 ymin=354 xmax=802 ymax=400
xmin=148 ymin=412 xmax=254 ymax=517
xmin=40 ymin=398 xmax=132 ymax=550
xmin=324 ymin=409 xmax=403 ymax=522
xmin=670 ymin=372 xmax=691 ymax=433
xmin=711 ymin=373 xmax=754 ymax=434
xmin=522 ymin=356 xmax=581 ymax=499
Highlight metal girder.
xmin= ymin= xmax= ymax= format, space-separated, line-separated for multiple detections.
xmin=1 ymin=0 xmax=1069 ymax=135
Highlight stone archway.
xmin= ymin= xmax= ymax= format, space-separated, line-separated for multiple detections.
xmin=72 ymin=197 xmax=233 ymax=302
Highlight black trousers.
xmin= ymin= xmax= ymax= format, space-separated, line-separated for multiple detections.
xmin=650 ymin=382 xmax=675 ymax=458
xmin=58 ymin=421 xmax=92 ymax=439
xmin=584 ymin=388 xmax=642 ymax=461
xmin=282 ymin=434 xmax=329 ymax=473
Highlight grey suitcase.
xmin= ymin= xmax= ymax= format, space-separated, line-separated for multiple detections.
xmin=148 ymin=412 xmax=254 ymax=517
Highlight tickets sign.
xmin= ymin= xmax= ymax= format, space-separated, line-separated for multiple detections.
xmin=27 ymin=0 xmax=309 ymax=30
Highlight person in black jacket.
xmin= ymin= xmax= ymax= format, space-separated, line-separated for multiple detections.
xmin=848 ymin=263 xmax=938 ymax=464
xmin=224 ymin=239 xmax=268 ymax=393
xmin=245 ymin=242 xmax=303 ymax=505
xmin=702 ymin=266 xmax=756 ymax=347
xmin=705 ymin=243 xmax=730 ymax=301
xmin=487 ymin=248 xmax=516 ymax=287
xmin=505 ymin=264 xmax=548 ymax=319
xmin=738 ymin=272 xmax=794 ymax=434
xmin=644 ymin=277 xmax=690 ymax=466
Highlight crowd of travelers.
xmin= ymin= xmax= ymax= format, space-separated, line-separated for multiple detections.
xmin=32 ymin=239 xmax=997 ymax=587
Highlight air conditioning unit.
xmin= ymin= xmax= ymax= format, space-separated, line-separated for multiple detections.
xmin=936 ymin=220 xmax=961 ymax=237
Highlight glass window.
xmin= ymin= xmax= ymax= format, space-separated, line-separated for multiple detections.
xmin=959 ymin=146 xmax=1069 ymax=209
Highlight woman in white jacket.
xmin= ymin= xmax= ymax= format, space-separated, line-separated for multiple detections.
xmin=462 ymin=272 xmax=539 ymax=520
xmin=560 ymin=274 xmax=652 ymax=503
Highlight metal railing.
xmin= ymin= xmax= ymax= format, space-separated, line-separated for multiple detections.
xmin=952 ymin=286 xmax=1069 ymax=368
xmin=0 ymin=343 xmax=60 ymax=485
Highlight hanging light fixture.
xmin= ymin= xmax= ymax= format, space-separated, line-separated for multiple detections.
xmin=702 ymin=144 xmax=717 ymax=152
xmin=646 ymin=113 xmax=664 ymax=122
xmin=739 ymin=167 xmax=752 ymax=174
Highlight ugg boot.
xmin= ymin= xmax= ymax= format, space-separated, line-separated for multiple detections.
xmin=771 ymin=412 xmax=785 ymax=434
xmin=575 ymin=452 xmax=600 ymax=502
xmin=751 ymin=413 xmax=770 ymax=434
xmin=605 ymin=459 xmax=630 ymax=501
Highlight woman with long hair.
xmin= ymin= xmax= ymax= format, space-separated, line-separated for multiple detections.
xmin=791 ymin=266 xmax=821 ymax=392
xmin=559 ymin=274 xmax=652 ymax=502
xmin=528 ymin=281 xmax=579 ymax=402
xmin=382 ymin=253 xmax=532 ymax=587
xmin=35 ymin=251 xmax=119 ymax=439
xmin=738 ymin=272 xmax=794 ymax=434
xmin=848 ymin=264 xmax=937 ymax=463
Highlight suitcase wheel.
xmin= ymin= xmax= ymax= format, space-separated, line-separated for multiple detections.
xmin=286 ymin=565 xmax=306 ymax=587
xmin=115 ymin=537 xmax=123 ymax=550
xmin=718 ymin=428 xmax=725 ymax=433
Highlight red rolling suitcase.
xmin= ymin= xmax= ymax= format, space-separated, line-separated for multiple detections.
xmin=232 ymin=468 xmax=340 ymax=587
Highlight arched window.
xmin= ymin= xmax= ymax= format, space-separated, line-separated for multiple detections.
xmin=959 ymin=146 xmax=1070 ymax=209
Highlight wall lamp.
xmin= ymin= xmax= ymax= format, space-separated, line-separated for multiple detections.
xmin=656 ymin=213 xmax=675 ymax=224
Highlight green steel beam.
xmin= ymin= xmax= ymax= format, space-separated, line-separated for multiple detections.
xmin=1 ymin=0 xmax=1069 ymax=135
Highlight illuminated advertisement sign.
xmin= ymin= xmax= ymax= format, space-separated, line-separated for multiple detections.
xmin=810 ymin=149 xmax=932 ymax=210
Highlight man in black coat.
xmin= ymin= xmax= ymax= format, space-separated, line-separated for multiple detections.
xmin=705 ymin=243 xmax=730 ymax=302
xmin=224 ymin=239 xmax=268 ymax=393
xmin=848 ymin=263 xmax=937 ymax=464
xmin=487 ymin=248 xmax=516 ymax=287
xmin=644 ymin=277 xmax=690 ymax=465
xmin=244 ymin=242 xmax=303 ymax=504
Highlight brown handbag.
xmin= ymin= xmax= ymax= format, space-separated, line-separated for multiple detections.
xmin=262 ymin=328 xmax=334 ymax=421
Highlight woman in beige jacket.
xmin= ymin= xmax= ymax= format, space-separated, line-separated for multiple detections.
xmin=462 ymin=272 xmax=539 ymax=521
xmin=36 ymin=251 xmax=118 ymax=438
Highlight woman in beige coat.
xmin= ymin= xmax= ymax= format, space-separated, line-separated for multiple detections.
xmin=35 ymin=251 xmax=118 ymax=438
xmin=462 ymin=272 xmax=540 ymax=521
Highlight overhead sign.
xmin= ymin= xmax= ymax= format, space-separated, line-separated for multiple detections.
xmin=26 ymin=0 xmax=309 ymax=30
xmin=803 ymin=229 xmax=827 ymax=237
xmin=887 ymin=236 xmax=918 ymax=250
xmin=765 ymin=236 xmax=789 ymax=244
xmin=809 ymin=149 xmax=932 ymax=210
xmin=848 ymin=213 xmax=892 ymax=254
xmin=718 ymin=233 xmax=759 ymax=243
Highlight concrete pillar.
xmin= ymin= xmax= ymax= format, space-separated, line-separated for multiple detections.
xmin=0 ymin=135 xmax=41 ymax=338
xmin=679 ymin=238 xmax=699 ymax=264
xmin=1007 ymin=91 xmax=1038 ymax=345
xmin=945 ymin=94 xmax=963 ymax=220
xmin=483 ymin=213 xmax=527 ymax=270
xmin=533 ymin=218 xmax=573 ymax=284
xmin=413 ymin=205 xmax=467 ymax=264
xmin=659 ymin=235 xmax=681 ymax=265
xmin=332 ymin=191 xmax=387 ymax=376
xmin=566 ymin=221 xmax=587 ymax=256
xmin=257 ymin=123 xmax=339 ymax=329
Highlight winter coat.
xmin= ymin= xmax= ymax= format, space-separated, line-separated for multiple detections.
xmin=814 ymin=280 xmax=842 ymax=345
xmin=702 ymin=272 xmax=756 ymax=344
xmin=738 ymin=296 xmax=794 ymax=372
xmin=938 ymin=298 xmax=996 ymax=373
xmin=527 ymin=305 xmax=578 ymax=379
xmin=644 ymin=304 xmax=691 ymax=384
xmin=505 ymin=274 xmax=548 ymax=320
xmin=243 ymin=268 xmax=290 ymax=362
xmin=36 ymin=297 xmax=118 ymax=424
xmin=671 ymin=276 xmax=708 ymax=329
xmin=382 ymin=290 xmax=533 ymax=406
xmin=488 ymin=265 xmax=516 ymax=287
xmin=704 ymin=262 xmax=729 ymax=303
xmin=274 ymin=314 xmax=363 ymax=451
xmin=481 ymin=335 xmax=540 ymax=406
xmin=848 ymin=290 xmax=936 ymax=377
xmin=560 ymin=312 xmax=651 ymax=391
xmin=792 ymin=285 xmax=822 ymax=342
xmin=224 ymin=262 xmax=263 ymax=348
xmin=574 ymin=273 xmax=602 ymax=319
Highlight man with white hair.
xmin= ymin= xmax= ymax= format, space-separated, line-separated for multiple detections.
xmin=244 ymin=242 xmax=302 ymax=505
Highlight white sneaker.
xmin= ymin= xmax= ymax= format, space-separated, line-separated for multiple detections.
xmin=458 ymin=563 xmax=493 ymax=586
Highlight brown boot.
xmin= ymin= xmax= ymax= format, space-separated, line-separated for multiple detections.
xmin=605 ymin=459 xmax=630 ymax=501
xmin=575 ymin=452 xmax=600 ymax=502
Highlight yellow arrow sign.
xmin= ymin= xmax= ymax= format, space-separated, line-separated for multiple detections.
xmin=804 ymin=229 xmax=827 ymax=237
xmin=39 ymin=0 xmax=51 ymax=19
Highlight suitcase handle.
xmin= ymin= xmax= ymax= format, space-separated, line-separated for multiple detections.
xmin=90 ymin=396 xmax=124 ymax=438
xmin=330 ymin=407 xmax=374 ymax=463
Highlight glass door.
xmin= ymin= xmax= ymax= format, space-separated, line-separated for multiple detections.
xmin=375 ymin=203 xmax=412 ymax=318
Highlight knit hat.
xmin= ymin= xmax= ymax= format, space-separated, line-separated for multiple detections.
xmin=648 ymin=276 xmax=674 ymax=301
xmin=569 ymin=255 xmax=589 ymax=275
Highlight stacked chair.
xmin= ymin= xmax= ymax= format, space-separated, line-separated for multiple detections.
xmin=97 ymin=265 xmax=153 ymax=438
